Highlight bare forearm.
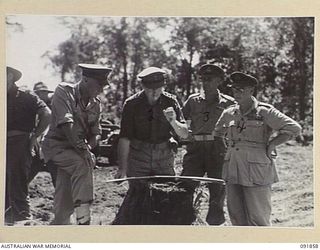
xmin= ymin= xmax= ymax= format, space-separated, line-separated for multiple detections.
xmin=88 ymin=135 xmax=101 ymax=150
xmin=269 ymin=133 xmax=292 ymax=147
xmin=117 ymin=137 xmax=130 ymax=173
xmin=170 ymin=121 xmax=189 ymax=139
xmin=34 ymin=107 xmax=51 ymax=137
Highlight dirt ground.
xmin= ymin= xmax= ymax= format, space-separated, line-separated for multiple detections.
xmin=21 ymin=141 xmax=313 ymax=227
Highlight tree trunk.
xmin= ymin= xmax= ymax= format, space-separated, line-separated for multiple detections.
xmin=293 ymin=18 xmax=309 ymax=121
xmin=186 ymin=49 xmax=194 ymax=97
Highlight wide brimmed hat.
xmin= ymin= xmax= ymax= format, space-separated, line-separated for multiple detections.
xmin=33 ymin=82 xmax=54 ymax=93
xmin=7 ymin=66 xmax=22 ymax=82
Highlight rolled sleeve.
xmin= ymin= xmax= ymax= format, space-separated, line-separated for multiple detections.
xmin=264 ymin=108 xmax=302 ymax=137
xmin=214 ymin=110 xmax=229 ymax=137
xmin=90 ymin=104 xmax=102 ymax=135
xmin=52 ymin=86 xmax=74 ymax=127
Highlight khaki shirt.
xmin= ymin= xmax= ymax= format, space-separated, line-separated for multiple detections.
xmin=182 ymin=90 xmax=235 ymax=136
xmin=215 ymin=97 xmax=301 ymax=186
xmin=42 ymin=82 xmax=101 ymax=162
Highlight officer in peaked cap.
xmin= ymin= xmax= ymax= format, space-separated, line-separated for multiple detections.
xmin=114 ymin=66 xmax=189 ymax=224
xmin=137 ymin=66 xmax=167 ymax=89
xmin=198 ymin=63 xmax=225 ymax=79
xmin=228 ymin=71 xmax=258 ymax=89
xmin=214 ymin=71 xmax=301 ymax=226
xmin=181 ymin=63 xmax=236 ymax=225
xmin=42 ymin=63 xmax=112 ymax=225
xmin=79 ymin=63 xmax=112 ymax=85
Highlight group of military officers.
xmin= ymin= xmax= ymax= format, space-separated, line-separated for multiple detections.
xmin=6 ymin=62 xmax=301 ymax=226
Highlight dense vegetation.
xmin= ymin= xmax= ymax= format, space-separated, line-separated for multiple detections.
xmin=40 ymin=17 xmax=314 ymax=143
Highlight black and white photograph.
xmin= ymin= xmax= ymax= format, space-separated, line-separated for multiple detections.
xmin=5 ymin=14 xmax=314 ymax=231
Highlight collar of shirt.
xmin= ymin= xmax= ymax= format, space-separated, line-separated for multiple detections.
xmin=233 ymin=96 xmax=259 ymax=116
xmin=141 ymin=90 xmax=163 ymax=106
xmin=199 ymin=89 xmax=222 ymax=104
xmin=75 ymin=83 xmax=99 ymax=111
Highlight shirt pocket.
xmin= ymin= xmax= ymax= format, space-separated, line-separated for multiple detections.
xmin=247 ymin=151 xmax=273 ymax=185
xmin=243 ymin=120 xmax=265 ymax=141
xmin=223 ymin=149 xmax=231 ymax=161
xmin=87 ymin=111 xmax=99 ymax=126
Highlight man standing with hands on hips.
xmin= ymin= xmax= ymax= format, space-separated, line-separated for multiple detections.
xmin=42 ymin=63 xmax=112 ymax=225
xmin=116 ymin=67 xmax=189 ymax=180
xmin=214 ymin=72 xmax=301 ymax=226
xmin=181 ymin=63 xmax=236 ymax=225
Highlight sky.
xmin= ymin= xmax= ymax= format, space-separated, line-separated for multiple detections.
xmin=6 ymin=15 xmax=198 ymax=91
xmin=6 ymin=15 xmax=71 ymax=91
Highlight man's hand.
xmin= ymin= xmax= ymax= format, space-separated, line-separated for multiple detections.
xmin=83 ymin=150 xmax=96 ymax=169
xmin=29 ymin=133 xmax=38 ymax=156
xmin=266 ymin=142 xmax=276 ymax=160
xmin=115 ymin=168 xmax=126 ymax=179
xmin=163 ymin=107 xmax=177 ymax=124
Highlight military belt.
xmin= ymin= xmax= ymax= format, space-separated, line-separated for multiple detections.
xmin=7 ymin=130 xmax=30 ymax=137
xmin=131 ymin=139 xmax=170 ymax=150
xmin=230 ymin=140 xmax=267 ymax=149
xmin=193 ymin=134 xmax=215 ymax=141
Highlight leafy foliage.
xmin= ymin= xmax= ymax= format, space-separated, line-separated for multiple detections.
xmin=44 ymin=17 xmax=314 ymax=143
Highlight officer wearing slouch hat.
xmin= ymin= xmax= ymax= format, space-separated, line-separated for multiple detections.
xmin=28 ymin=82 xmax=57 ymax=186
xmin=42 ymin=63 xmax=112 ymax=225
xmin=33 ymin=82 xmax=54 ymax=107
xmin=181 ymin=63 xmax=236 ymax=225
xmin=215 ymin=71 xmax=301 ymax=226
xmin=6 ymin=66 xmax=51 ymax=224
xmin=115 ymin=66 xmax=189 ymax=179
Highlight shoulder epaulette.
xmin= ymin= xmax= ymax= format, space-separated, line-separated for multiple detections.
xmin=124 ymin=90 xmax=144 ymax=103
xmin=162 ymin=91 xmax=177 ymax=100
xmin=186 ymin=93 xmax=202 ymax=103
xmin=95 ymin=96 xmax=101 ymax=103
xmin=258 ymin=102 xmax=273 ymax=109
xmin=59 ymin=82 xmax=76 ymax=88
xmin=220 ymin=93 xmax=236 ymax=103
xmin=188 ymin=93 xmax=200 ymax=99
xmin=224 ymin=103 xmax=237 ymax=112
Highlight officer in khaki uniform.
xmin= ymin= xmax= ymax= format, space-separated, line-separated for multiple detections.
xmin=116 ymin=67 xmax=189 ymax=179
xmin=42 ymin=64 xmax=112 ymax=225
xmin=214 ymin=72 xmax=302 ymax=226
xmin=182 ymin=64 xmax=235 ymax=225
xmin=29 ymin=82 xmax=57 ymax=187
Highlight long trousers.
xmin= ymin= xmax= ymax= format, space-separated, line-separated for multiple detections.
xmin=6 ymin=134 xmax=32 ymax=223
xmin=226 ymin=183 xmax=272 ymax=226
xmin=48 ymin=149 xmax=93 ymax=225
xmin=182 ymin=138 xmax=226 ymax=225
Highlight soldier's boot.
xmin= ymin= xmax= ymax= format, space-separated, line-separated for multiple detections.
xmin=206 ymin=183 xmax=226 ymax=225
xmin=75 ymin=203 xmax=91 ymax=225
